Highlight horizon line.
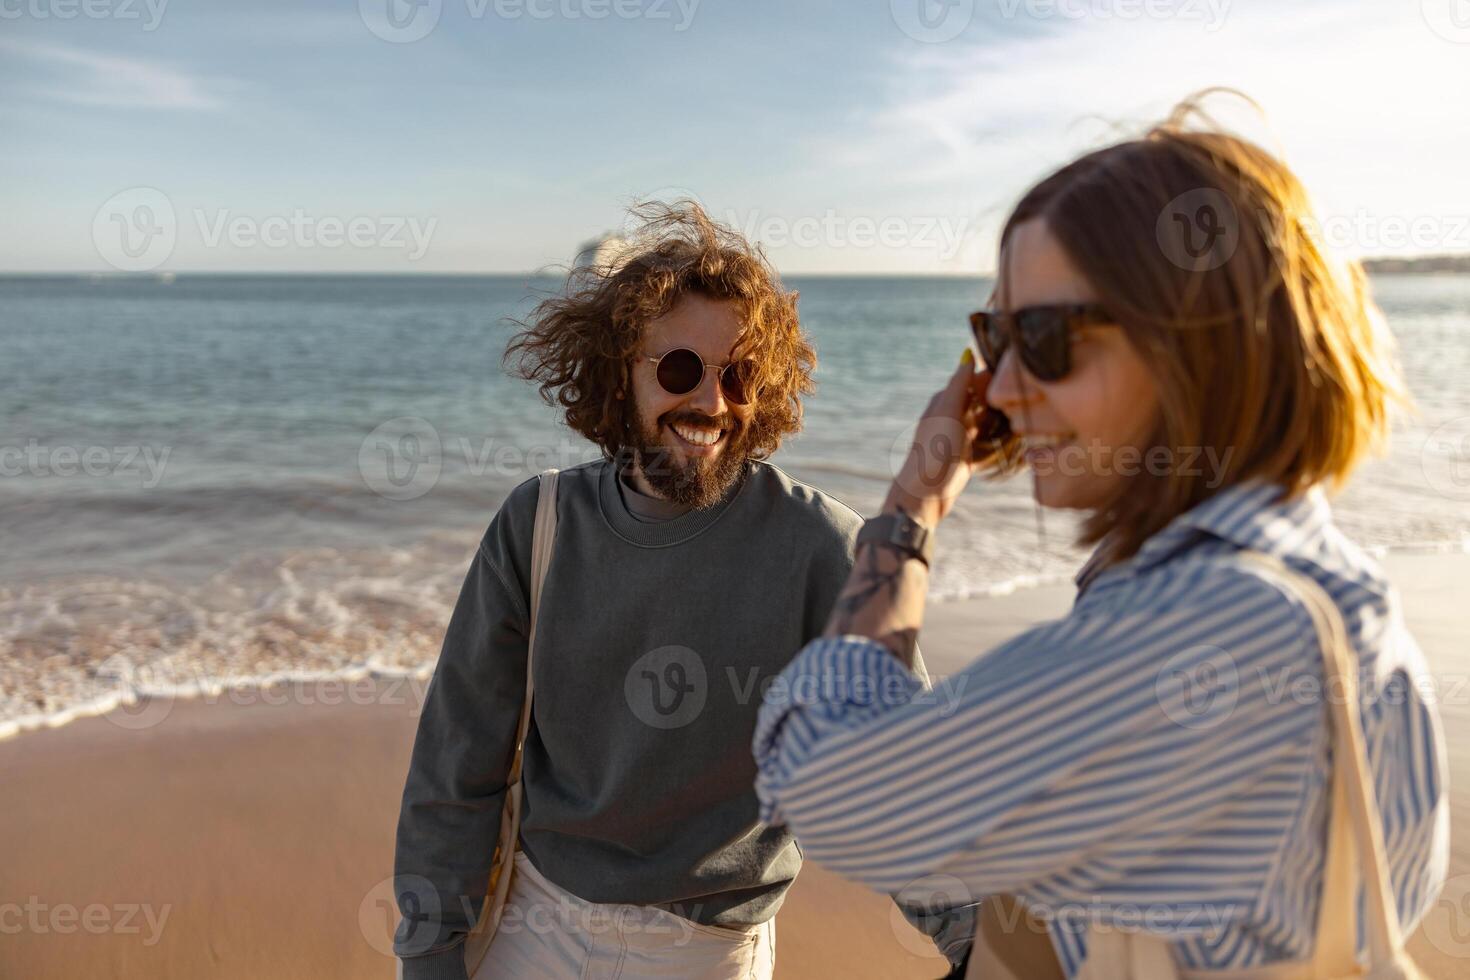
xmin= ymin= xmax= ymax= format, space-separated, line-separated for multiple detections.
xmin=0 ymin=269 xmax=1001 ymax=280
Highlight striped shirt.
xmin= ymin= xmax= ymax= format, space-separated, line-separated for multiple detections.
xmin=752 ymin=481 xmax=1449 ymax=975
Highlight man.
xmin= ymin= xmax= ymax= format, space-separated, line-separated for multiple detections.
xmin=392 ymin=202 xmax=960 ymax=979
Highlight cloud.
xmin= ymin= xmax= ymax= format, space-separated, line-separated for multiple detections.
xmin=0 ymin=38 xmax=225 ymax=110
xmin=808 ymin=1 xmax=1467 ymax=203
xmin=781 ymin=0 xmax=1470 ymax=270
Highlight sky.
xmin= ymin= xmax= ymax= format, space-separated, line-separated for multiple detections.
xmin=2 ymin=0 xmax=1469 ymax=274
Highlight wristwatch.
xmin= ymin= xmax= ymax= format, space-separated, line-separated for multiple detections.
xmin=856 ymin=511 xmax=934 ymax=568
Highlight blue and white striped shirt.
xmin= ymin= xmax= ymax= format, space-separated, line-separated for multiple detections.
xmin=753 ymin=481 xmax=1449 ymax=975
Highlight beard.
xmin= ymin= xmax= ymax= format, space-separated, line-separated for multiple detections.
xmin=624 ymin=404 xmax=752 ymax=509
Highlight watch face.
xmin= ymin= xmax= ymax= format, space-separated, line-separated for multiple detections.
xmin=859 ymin=515 xmax=930 ymax=565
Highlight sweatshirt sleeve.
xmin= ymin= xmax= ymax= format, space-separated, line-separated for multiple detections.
xmin=392 ymin=480 xmax=538 ymax=980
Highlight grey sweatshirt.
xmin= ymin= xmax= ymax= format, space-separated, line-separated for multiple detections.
xmin=393 ymin=457 xmax=870 ymax=979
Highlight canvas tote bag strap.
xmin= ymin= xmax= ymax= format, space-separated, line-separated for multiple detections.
xmin=462 ymin=468 xmax=560 ymax=977
xmin=516 ymin=467 xmax=560 ymax=768
xmin=1239 ymin=553 xmax=1408 ymax=975
xmin=1068 ymin=550 xmax=1411 ymax=980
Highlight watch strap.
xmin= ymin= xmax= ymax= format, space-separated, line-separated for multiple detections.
xmin=856 ymin=512 xmax=934 ymax=567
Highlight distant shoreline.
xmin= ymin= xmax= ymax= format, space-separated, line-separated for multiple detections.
xmin=1361 ymin=255 xmax=1470 ymax=275
xmin=3 ymin=259 xmax=1470 ymax=278
xmin=0 ymin=270 xmax=995 ymax=281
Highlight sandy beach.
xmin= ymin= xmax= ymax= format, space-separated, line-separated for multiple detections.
xmin=2 ymin=551 xmax=1465 ymax=979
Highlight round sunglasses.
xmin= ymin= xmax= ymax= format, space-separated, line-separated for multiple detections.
xmin=640 ymin=348 xmax=757 ymax=405
xmin=968 ymin=303 xmax=1113 ymax=382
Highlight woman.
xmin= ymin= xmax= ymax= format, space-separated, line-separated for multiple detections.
xmin=751 ymin=96 xmax=1449 ymax=977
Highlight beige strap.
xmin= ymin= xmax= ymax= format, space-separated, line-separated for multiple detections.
xmin=462 ymin=469 xmax=559 ymax=975
xmin=1242 ymin=553 xmax=1406 ymax=974
xmin=515 ymin=469 xmax=561 ymax=777
xmin=1067 ymin=552 xmax=1416 ymax=978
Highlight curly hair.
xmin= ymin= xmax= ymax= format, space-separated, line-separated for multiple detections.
xmin=504 ymin=200 xmax=815 ymax=461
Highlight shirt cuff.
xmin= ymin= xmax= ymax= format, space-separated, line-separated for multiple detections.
xmin=752 ymin=634 xmax=926 ymax=826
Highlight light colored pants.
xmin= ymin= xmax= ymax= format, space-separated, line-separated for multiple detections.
xmin=473 ymin=852 xmax=776 ymax=979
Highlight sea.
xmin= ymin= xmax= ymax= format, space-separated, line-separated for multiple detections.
xmin=3 ymin=273 xmax=1468 ymax=738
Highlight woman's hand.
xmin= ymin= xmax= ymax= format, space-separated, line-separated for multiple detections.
xmin=884 ymin=349 xmax=990 ymax=528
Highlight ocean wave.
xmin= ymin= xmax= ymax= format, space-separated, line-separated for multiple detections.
xmin=0 ymin=544 xmax=463 ymax=740
xmin=927 ymin=570 xmax=1079 ymax=603
xmin=0 ymin=476 xmax=509 ymax=522
xmin=780 ymin=460 xmax=894 ymax=483
xmin=0 ymin=661 xmax=435 ymax=743
xmin=1363 ymin=534 xmax=1470 ymax=557
xmin=5 ymin=528 xmax=1468 ymax=741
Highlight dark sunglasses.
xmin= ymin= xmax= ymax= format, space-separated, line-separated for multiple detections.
xmin=968 ymin=303 xmax=1113 ymax=382
xmin=640 ymin=348 xmax=756 ymax=405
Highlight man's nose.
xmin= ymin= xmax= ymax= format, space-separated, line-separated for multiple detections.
xmin=687 ymin=367 xmax=727 ymax=416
